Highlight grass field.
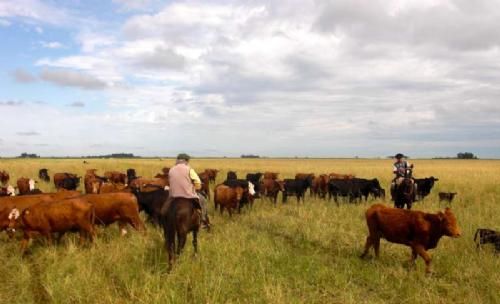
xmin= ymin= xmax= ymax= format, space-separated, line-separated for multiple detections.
xmin=0 ymin=158 xmax=499 ymax=304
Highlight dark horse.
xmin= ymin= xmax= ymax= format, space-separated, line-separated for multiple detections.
xmin=162 ymin=197 xmax=201 ymax=267
xmin=394 ymin=178 xmax=415 ymax=209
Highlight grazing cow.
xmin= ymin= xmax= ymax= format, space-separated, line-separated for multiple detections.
xmin=214 ymin=184 xmax=244 ymax=216
xmin=312 ymin=174 xmax=329 ymax=198
xmin=263 ymin=172 xmax=279 ymax=180
xmin=261 ymin=178 xmax=285 ymax=205
xmin=0 ymin=170 xmax=10 ymax=185
xmin=205 ymin=169 xmax=219 ymax=183
xmin=353 ymin=178 xmax=383 ymax=201
xmin=414 ymin=177 xmax=439 ymax=200
xmin=81 ymin=193 xmax=145 ymax=235
xmin=283 ymin=179 xmax=308 ymax=203
xmin=0 ymin=185 xmax=16 ymax=197
xmin=328 ymin=172 xmax=355 ymax=180
xmin=104 ymin=171 xmax=127 ymax=184
xmin=38 ymin=169 xmax=50 ymax=182
xmin=246 ymin=173 xmax=263 ymax=198
xmin=474 ymin=228 xmax=500 ymax=252
xmin=227 ymin=171 xmax=237 ymax=181
xmin=361 ymin=204 xmax=461 ymax=274
xmin=54 ymin=173 xmax=81 ymax=190
xmin=133 ymin=188 xmax=169 ymax=226
xmin=162 ymin=197 xmax=201 ymax=267
xmin=7 ymin=199 xmax=95 ymax=253
xmin=328 ymin=179 xmax=362 ymax=204
xmin=127 ymin=168 xmax=138 ymax=183
xmin=438 ymin=192 xmax=457 ymax=203
xmin=198 ymin=171 xmax=210 ymax=199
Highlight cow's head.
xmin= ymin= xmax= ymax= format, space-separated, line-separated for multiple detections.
xmin=277 ymin=180 xmax=285 ymax=192
xmin=248 ymin=182 xmax=256 ymax=196
xmin=439 ymin=208 xmax=461 ymax=238
xmin=6 ymin=208 xmax=21 ymax=236
xmin=7 ymin=185 xmax=16 ymax=196
xmin=28 ymin=179 xmax=36 ymax=191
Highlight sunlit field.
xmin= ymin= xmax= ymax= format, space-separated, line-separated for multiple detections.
xmin=0 ymin=158 xmax=499 ymax=304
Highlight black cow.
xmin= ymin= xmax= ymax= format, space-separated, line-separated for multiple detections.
xmin=133 ymin=188 xmax=168 ymax=226
xmin=283 ymin=179 xmax=308 ymax=203
xmin=38 ymin=169 xmax=50 ymax=182
xmin=414 ymin=177 xmax=439 ymax=200
xmin=246 ymin=173 xmax=262 ymax=198
xmin=227 ymin=171 xmax=237 ymax=181
xmin=328 ymin=179 xmax=362 ymax=204
xmin=60 ymin=177 xmax=80 ymax=191
xmin=352 ymin=178 xmax=383 ymax=201
xmin=474 ymin=228 xmax=500 ymax=252
xmin=127 ymin=168 xmax=138 ymax=183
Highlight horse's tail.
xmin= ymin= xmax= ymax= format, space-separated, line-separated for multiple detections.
xmin=164 ymin=200 xmax=178 ymax=255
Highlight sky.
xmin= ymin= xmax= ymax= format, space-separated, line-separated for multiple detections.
xmin=1 ymin=0 xmax=500 ymax=158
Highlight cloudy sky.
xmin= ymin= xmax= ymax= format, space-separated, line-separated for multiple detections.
xmin=1 ymin=0 xmax=500 ymax=158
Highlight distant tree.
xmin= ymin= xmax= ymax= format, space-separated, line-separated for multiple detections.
xmin=241 ymin=154 xmax=260 ymax=158
xmin=18 ymin=152 xmax=39 ymax=158
xmin=457 ymin=152 xmax=478 ymax=159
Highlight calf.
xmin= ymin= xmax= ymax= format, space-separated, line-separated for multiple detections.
xmin=81 ymin=193 xmax=145 ymax=235
xmin=283 ymin=179 xmax=308 ymax=203
xmin=214 ymin=184 xmax=244 ymax=216
xmin=361 ymin=204 xmax=461 ymax=274
xmin=414 ymin=177 xmax=439 ymax=200
xmin=7 ymin=198 xmax=95 ymax=253
xmin=261 ymin=178 xmax=284 ymax=205
xmin=474 ymin=228 xmax=500 ymax=252
xmin=438 ymin=192 xmax=457 ymax=203
xmin=38 ymin=168 xmax=50 ymax=182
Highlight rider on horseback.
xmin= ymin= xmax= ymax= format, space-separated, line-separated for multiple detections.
xmin=162 ymin=153 xmax=210 ymax=229
xmin=390 ymin=153 xmax=417 ymax=201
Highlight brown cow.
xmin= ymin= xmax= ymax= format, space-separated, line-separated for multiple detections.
xmin=214 ymin=184 xmax=244 ymax=216
xmin=17 ymin=177 xmax=40 ymax=195
xmin=361 ymin=204 xmax=461 ymax=273
xmin=0 ymin=191 xmax=81 ymax=232
xmin=263 ymin=172 xmax=279 ymax=180
xmin=7 ymin=198 xmax=95 ymax=253
xmin=205 ymin=169 xmax=219 ymax=183
xmin=329 ymin=172 xmax=355 ymax=180
xmin=104 ymin=171 xmax=127 ymax=184
xmin=311 ymin=174 xmax=329 ymax=198
xmin=81 ymin=193 xmax=145 ymax=235
xmin=261 ymin=178 xmax=284 ymax=205
xmin=129 ymin=176 xmax=169 ymax=192
xmin=198 ymin=171 xmax=210 ymax=199
xmin=0 ymin=170 xmax=10 ymax=185
xmin=99 ymin=182 xmax=129 ymax=194
xmin=54 ymin=172 xmax=81 ymax=190
xmin=84 ymin=169 xmax=107 ymax=194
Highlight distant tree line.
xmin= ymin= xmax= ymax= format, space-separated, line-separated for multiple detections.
xmin=456 ymin=152 xmax=477 ymax=159
xmin=18 ymin=153 xmax=40 ymax=158
xmin=83 ymin=153 xmax=138 ymax=159
xmin=241 ymin=154 xmax=260 ymax=158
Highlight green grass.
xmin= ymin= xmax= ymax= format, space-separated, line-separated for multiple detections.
xmin=0 ymin=158 xmax=499 ymax=303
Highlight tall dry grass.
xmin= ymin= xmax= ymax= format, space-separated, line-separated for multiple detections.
xmin=0 ymin=158 xmax=499 ymax=303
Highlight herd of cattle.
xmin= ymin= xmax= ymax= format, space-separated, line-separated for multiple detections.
xmin=0 ymin=166 xmax=498 ymax=271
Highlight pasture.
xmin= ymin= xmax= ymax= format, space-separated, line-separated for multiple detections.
xmin=0 ymin=158 xmax=499 ymax=304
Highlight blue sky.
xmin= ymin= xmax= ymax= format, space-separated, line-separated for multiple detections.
xmin=1 ymin=0 xmax=500 ymax=158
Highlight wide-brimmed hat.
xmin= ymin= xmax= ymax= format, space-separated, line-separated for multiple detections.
xmin=176 ymin=153 xmax=191 ymax=161
xmin=395 ymin=153 xmax=404 ymax=159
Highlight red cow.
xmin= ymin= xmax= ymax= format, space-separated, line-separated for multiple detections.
xmin=214 ymin=184 xmax=244 ymax=216
xmin=361 ymin=204 xmax=461 ymax=273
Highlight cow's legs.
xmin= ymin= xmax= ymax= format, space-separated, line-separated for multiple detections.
xmin=414 ymin=245 xmax=432 ymax=273
xmin=408 ymin=247 xmax=418 ymax=269
xmin=373 ymin=236 xmax=380 ymax=257
xmin=361 ymin=236 xmax=373 ymax=258
xmin=20 ymin=232 xmax=32 ymax=254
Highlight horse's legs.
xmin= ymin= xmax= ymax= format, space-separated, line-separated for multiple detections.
xmin=177 ymin=230 xmax=187 ymax=255
xmin=192 ymin=230 xmax=198 ymax=254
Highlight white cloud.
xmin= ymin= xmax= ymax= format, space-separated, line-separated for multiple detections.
xmin=10 ymin=69 xmax=37 ymax=83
